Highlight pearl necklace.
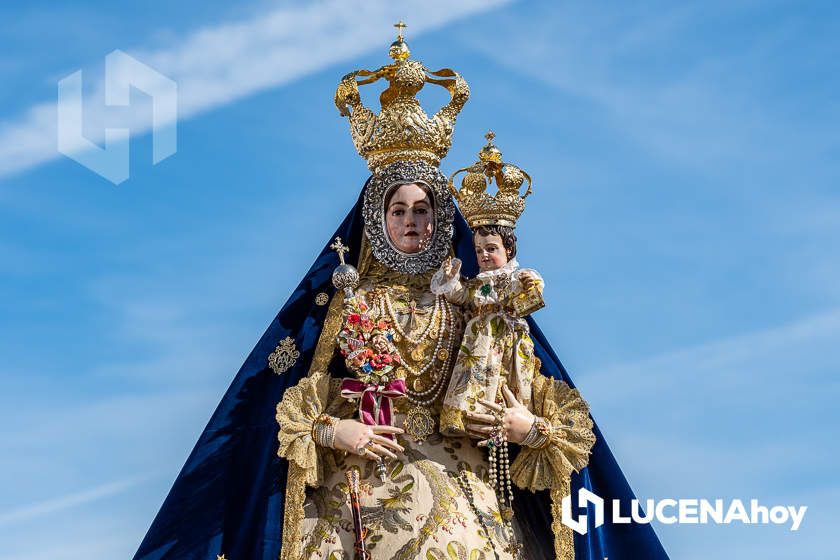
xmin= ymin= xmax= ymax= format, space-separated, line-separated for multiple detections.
xmin=380 ymin=291 xmax=456 ymax=406
xmin=381 ymin=293 xmax=448 ymax=379
xmin=383 ymin=289 xmax=440 ymax=345
xmin=405 ymin=301 xmax=456 ymax=406
xmin=373 ymin=288 xmax=457 ymax=408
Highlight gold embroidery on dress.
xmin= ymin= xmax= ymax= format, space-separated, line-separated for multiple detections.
xmin=269 ymin=336 xmax=300 ymax=374
xmin=302 ymin=478 xmax=349 ymax=556
xmin=392 ymin=450 xmax=461 ymax=560
xmin=362 ymin=461 xmax=416 ymax=538
xmin=426 ymin=541 xmax=489 ymax=560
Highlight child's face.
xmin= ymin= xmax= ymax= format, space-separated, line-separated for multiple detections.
xmin=474 ymin=233 xmax=509 ymax=272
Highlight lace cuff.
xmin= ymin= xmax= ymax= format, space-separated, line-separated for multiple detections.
xmin=430 ymin=258 xmax=462 ymax=296
xmin=276 ymin=370 xmax=341 ymax=487
xmin=510 ymin=373 xmax=595 ymax=492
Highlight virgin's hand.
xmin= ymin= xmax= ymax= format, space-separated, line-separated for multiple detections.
xmin=333 ymin=419 xmax=405 ymax=461
xmin=465 ymin=384 xmax=535 ymax=445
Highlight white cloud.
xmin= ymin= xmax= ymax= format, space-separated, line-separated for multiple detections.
xmin=0 ymin=0 xmax=512 ymax=180
xmin=0 ymin=476 xmax=148 ymax=526
xmin=579 ymin=307 xmax=840 ymax=405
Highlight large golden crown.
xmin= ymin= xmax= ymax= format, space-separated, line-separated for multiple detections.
xmin=449 ymin=132 xmax=533 ymax=229
xmin=335 ymin=22 xmax=470 ymax=172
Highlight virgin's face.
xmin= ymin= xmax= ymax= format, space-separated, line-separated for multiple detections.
xmin=384 ymin=183 xmax=434 ymax=254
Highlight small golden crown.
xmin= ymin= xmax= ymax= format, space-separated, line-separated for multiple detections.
xmin=335 ymin=22 xmax=470 ymax=172
xmin=448 ymin=132 xmax=533 ymax=229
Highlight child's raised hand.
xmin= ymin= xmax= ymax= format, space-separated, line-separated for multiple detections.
xmin=442 ymin=256 xmax=458 ymax=280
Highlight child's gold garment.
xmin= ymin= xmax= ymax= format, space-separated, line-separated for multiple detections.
xmin=431 ymin=258 xmax=544 ymax=435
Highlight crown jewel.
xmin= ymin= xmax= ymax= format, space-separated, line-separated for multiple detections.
xmin=335 ymin=22 xmax=470 ymax=171
xmin=449 ymin=132 xmax=533 ymax=229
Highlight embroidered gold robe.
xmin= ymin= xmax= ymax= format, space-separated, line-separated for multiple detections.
xmin=275 ymin=267 xmax=595 ymax=560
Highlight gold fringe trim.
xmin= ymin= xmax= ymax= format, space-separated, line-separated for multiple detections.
xmin=550 ymin=481 xmax=574 ymax=560
xmin=280 ymin=463 xmax=307 ymax=560
xmin=309 ymin=292 xmax=344 ymax=374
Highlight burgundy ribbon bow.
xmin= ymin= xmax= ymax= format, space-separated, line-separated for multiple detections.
xmin=340 ymin=378 xmax=406 ymax=439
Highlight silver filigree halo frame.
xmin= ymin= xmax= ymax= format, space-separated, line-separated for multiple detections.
xmin=363 ymin=160 xmax=455 ymax=275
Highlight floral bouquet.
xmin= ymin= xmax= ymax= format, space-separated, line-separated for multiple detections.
xmin=336 ymin=296 xmax=405 ymax=434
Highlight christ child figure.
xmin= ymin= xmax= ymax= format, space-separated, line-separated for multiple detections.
xmin=431 ymin=224 xmax=544 ymax=436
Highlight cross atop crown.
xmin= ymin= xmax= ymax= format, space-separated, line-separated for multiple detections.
xmin=394 ymin=20 xmax=407 ymax=41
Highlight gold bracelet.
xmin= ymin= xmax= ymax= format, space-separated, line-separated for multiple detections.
xmin=521 ymin=416 xmax=552 ymax=449
xmin=311 ymin=413 xmax=338 ymax=448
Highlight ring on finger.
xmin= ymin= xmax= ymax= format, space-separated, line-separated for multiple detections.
xmin=362 ymin=449 xmax=378 ymax=461
xmin=371 ymin=435 xmax=404 ymax=452
xmin=368 ymin=443 xmax=395 ymax=459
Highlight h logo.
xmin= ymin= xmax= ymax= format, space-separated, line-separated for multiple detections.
xmin=562 ymin=488 xmax=605 ymax=535
xmin=57 ymin=49 xmax=177 ymax=184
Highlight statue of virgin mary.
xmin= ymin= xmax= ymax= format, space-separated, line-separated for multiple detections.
xmin=133 ymin=28 xmax=670 ymax=560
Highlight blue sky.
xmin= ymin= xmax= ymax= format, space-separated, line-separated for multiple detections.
xmin=1 ymin=1 xmax=838 ymax=558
